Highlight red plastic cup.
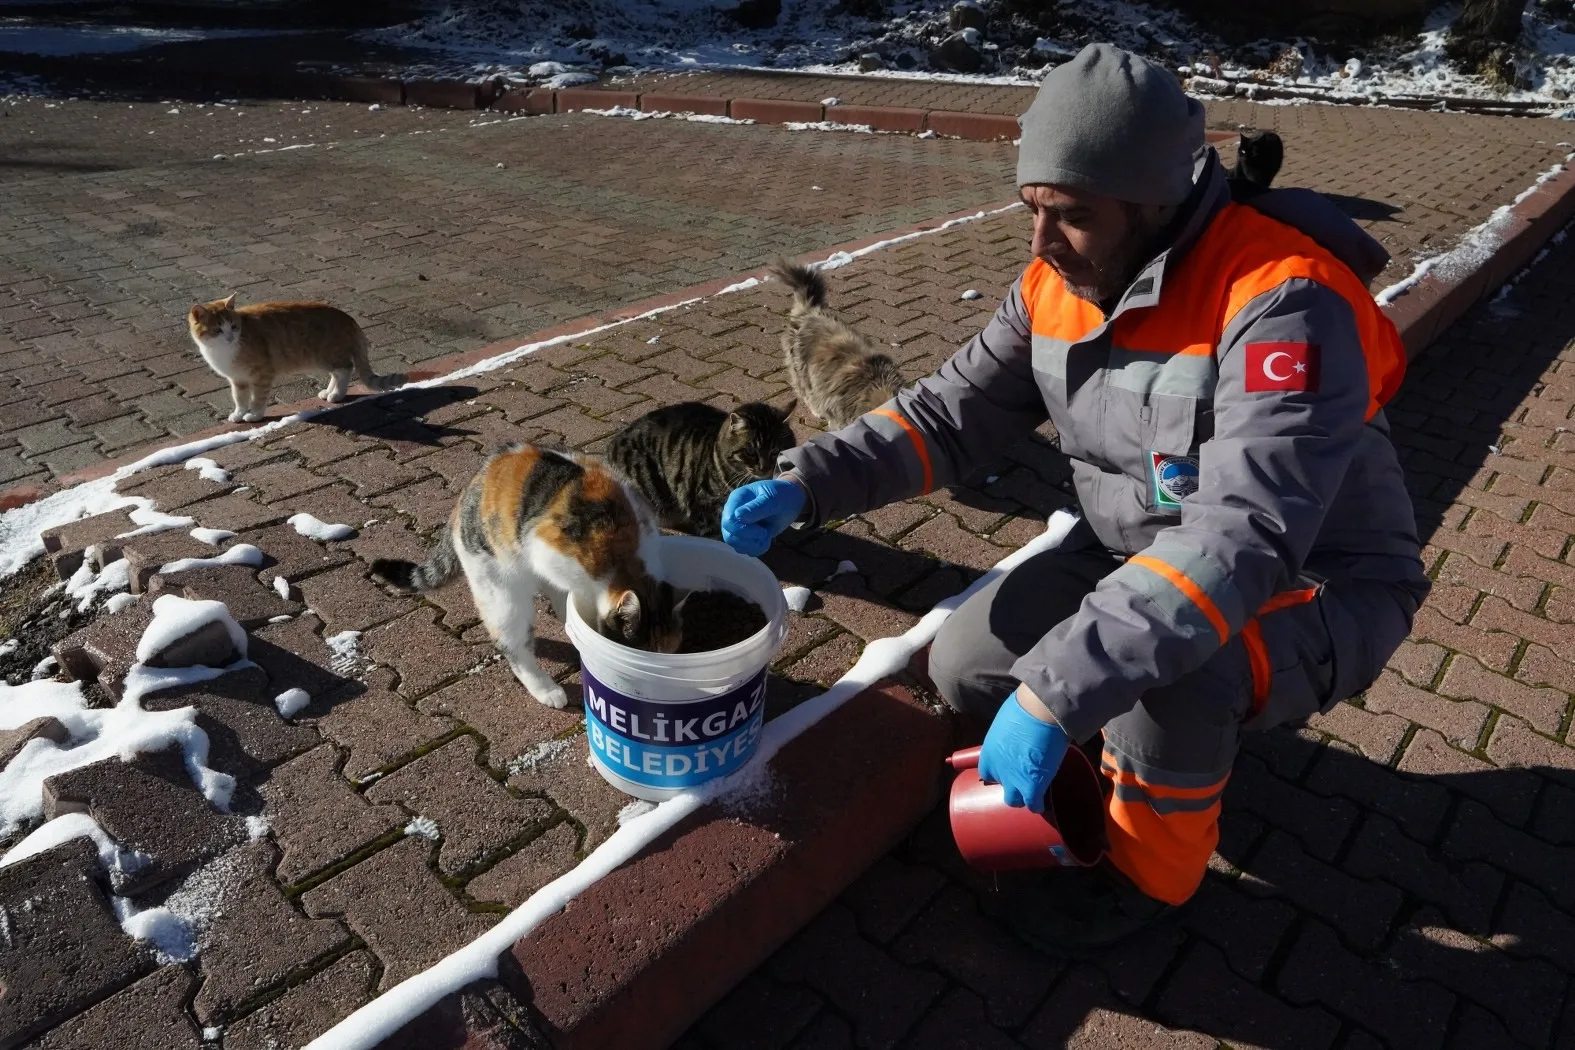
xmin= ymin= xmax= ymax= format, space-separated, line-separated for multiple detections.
xmin=946 ymin=744 xmax=1107 ymax=871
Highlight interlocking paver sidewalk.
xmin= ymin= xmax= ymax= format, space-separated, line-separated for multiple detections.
xmin=3 ymin=85 xmax=1571 ymax=496
xmin=8 ymin=177 xmax=1574 ymax=1047
xmin=608 ymin=71 xmax=1573 ymax=273
xmin=678 ymin=216 xmax=1575 ymax=1050
xmin=0 ymin=101 xmax=1017 ymax=488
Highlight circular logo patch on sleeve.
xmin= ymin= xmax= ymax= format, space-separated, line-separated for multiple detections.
xmin=1149 ymin=452 xmax=1199 ymax=511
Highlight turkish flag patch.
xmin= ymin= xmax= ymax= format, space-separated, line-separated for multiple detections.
xmin=1244 ymin=342 xmax=1320 ymax=393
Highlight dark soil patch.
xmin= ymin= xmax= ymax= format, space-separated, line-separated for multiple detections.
xmin=0 ymin=558 xmax=93 ymax=685
xmin=677 ymin=590 xmax=768 ymax=653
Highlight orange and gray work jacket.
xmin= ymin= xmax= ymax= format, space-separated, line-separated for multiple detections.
xmin=778 ymin=151 xmax=1432 ymax=743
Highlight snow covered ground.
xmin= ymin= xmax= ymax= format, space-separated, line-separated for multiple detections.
xmin=5 ymin=0 xmax=1575 ymax=110
xmin=351 ymin=0 xmax=1575 ymax=111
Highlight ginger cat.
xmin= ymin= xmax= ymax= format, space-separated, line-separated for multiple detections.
xmin=370 ymin=443 xmax=685 ymax=708
xmin=187 ymin=294 xmax=405 ymax=423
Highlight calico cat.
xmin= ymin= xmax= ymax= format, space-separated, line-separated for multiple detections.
xmin=369 ymin=443 xmax=683 ymax=708
xmin=607 ymin=399 xmax=797 ymax=539
xmin=1226 ymin=129 xmax=1284 ymax=202
xmin=769 ymin=259 xmax=905 ymax=431
xmin=188 ymin=294 xmax=405 ymax=423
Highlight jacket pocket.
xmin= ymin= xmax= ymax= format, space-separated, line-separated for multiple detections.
xmin=1141 ymin=394 xmax=1199 ymax=514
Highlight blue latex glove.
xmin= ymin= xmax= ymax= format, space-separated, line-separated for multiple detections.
xmin=977 ymin=691 xmax=1071 ymax=814
xmin=721 ymin=479 xmax=806 ymax=557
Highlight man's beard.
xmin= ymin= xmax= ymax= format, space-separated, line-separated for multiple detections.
xmin=1058 ymin=208 xmax=1169 ymax=305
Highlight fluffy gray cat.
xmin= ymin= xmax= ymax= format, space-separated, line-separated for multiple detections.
xmin=769 ymin=259 xmax=904 ymax=431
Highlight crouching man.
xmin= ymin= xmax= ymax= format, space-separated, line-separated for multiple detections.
xmin=720 ymin=43 xmax=1429 ymax=950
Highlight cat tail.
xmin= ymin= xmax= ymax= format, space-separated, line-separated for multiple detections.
xmin=768 ymin=258 xmax=828 ymax=313
xmin=370 ymin=526 xmax=459 ymax=592
xmin=351 ymin=329 xmax=407 ymax=392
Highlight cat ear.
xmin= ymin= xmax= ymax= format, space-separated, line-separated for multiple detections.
xmin=220 ymin=293 xmax=237 ymax=310
xmin=727 ymin=412 xmax=750 ymax=434
xmin=777 ymin=398 xmax=798 ymax=420
xmin=612 ymin=589 xmax=642 ymax=634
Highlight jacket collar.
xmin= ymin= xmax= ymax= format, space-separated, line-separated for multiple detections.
xmin=1104 ymin=148 xmax=1229 ymax=320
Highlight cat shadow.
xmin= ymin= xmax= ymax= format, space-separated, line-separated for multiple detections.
xmin=1322 ymin=193 xmax=1403 ymax=223
xmin=308 ymin=384 xmax=482 ymax=447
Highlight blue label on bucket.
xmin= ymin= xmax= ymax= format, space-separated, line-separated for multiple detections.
xmin=582 ymin=664 xmax=768 ymax=790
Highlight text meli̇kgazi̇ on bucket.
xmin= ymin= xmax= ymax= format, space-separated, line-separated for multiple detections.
xmin=566 ymin=535 xmax=788 ymax=801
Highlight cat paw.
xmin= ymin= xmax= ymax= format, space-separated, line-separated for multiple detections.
xmin=241 ymin=411 xmax=265 ymax=423
xmin=227 ymin=410 xmax=245 ymax=423
xmin=534 ymin=686 xmax=571 ymax=709
xmin=319 ymin=388 xmax=347 ymax=403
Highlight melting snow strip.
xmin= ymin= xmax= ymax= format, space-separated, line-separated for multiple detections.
xmin=1376 ymin=152 xmax=1575 ymax=306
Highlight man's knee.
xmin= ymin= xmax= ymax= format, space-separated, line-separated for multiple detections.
xmin=927 ymin=600 xmax=1010 ymax=722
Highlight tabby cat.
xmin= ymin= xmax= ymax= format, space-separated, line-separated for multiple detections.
xmin=607 ymin=400 xmax=797 ymax=539
xmin=188 ymin=294 xmax=405 ymax=423
xmin=369 ymin=443 xmax=683 ymax=708
xmin=769 ymin=259 xmax=905 ymax=431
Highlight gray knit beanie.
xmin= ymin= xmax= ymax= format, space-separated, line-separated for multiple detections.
xmin=1016 ymin=43 xmax=1205 ymax=206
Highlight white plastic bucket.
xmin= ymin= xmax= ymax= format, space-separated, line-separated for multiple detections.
xmin=566 ymin=535 xmax=788 ymax=801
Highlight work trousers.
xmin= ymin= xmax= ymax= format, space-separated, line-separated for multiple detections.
xmin=927 ymin=543 xmax=1414 ymax=905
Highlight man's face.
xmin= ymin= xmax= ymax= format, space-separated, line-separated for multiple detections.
xmin=1021 ymin=184 xmax=1170 ymax=304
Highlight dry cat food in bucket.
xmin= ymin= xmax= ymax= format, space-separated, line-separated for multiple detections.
xmin=677 ymin=591 xmax=770 ymax=653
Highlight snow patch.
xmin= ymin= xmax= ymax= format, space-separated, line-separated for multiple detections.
xmin=30 ymin=656 xmax=57 ymax=681
xmin=288 ymin=513 xmax=357 ymax=542
xmin=960 ymin=289 xmax=982 ymax=300
xmin=273 ymin=576 xmax=291 ymax=600
xmin=136 ymin=594 xmax=247 ymax=665
xmin=507 ymin=738 xmax=572 ymax=775
xmin=829 ymin=560 xmax=858 ymax=580
xmin=0 ymin=640 xmax=16 ymax=658
xmin=405 ymin=816 xmax=440 ymax=840
xmin=577 ymin=104 xmax=754 ymax=125
xmin=616 ymin=799 xmax=656 ymax=825
xmin=245 ymin=814 xmax=270 ymax=842
xmin=782 ymin=586 xmax=812 ymax=613
xmin=297 ymin=509 xmax=1084 ymax=1050
xmin=114 ymin=847 xmax=247 ymax=963
xmin=783 ymin=120 xmax=874 ymax=134
xmin=326 ymin=631 xmax=365 ymax=676
xmin=116 ymin=505 xmax=195 ymax=540
xmin=274 ymin=688 xmax=310 ymax=718
xmin=189 ymin=527 xmax=235 ymax=547
xmin=64 ymin=556 xmax=130 ymax=613
xmin=158 ymin=543 xmax=264 ymax=577
xmin=0 ymin=812 xmax=152 ymax=879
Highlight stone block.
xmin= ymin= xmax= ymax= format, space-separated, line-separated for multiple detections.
xmin=40 ymin=508 xmax=136 ymax=580
xmin=147 ymin=563 xmax=302 ymax=629
xmin=258 ymin=744 xmax=405 ymax=885
xmin=43 ymin=748 xmax=246 ymax=895
xmin=0 ymin=840 xmax=153 ymax=1047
